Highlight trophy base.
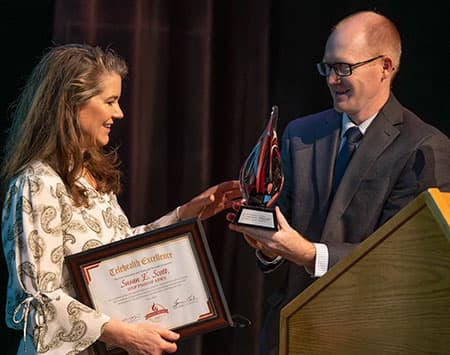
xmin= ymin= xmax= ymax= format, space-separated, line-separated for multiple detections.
xmin=234 ymin=205 xmax=278 ymax=231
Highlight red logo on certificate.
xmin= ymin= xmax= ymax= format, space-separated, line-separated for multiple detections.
xmin=145 ymin=303 xmax=169 ymax=322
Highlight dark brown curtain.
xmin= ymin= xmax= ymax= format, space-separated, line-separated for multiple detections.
xmin=53 ymin=1 xmax=271 ymax=354
xmin=2 ymin=1 xmax=448 ymax=354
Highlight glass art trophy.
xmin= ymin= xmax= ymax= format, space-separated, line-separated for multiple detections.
xmin=234 ymin=105 xmax=284 ymax=230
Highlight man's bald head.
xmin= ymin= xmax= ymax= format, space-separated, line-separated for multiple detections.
xmin=332 ymin=11 xmax=401 ymax=71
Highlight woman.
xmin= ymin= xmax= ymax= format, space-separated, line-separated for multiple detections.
xmin=1 ymin=44 xmax=240 ymax=355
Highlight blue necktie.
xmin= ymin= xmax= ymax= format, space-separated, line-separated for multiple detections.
xmin=332 ymin=126 xmax=363 ymax=194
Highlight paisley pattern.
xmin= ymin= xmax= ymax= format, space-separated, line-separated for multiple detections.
xmin=2 ymin=161 xmax=179 ymax=354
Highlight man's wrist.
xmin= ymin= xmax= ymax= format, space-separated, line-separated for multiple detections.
xmin=304 ymin=243 xmax=328 ymax=277
xmin=256 ymin=249 xmax=283 ymax=265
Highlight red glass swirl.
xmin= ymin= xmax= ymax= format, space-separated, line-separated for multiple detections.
xmin=239 ymin=106 xmax=284 ymax=208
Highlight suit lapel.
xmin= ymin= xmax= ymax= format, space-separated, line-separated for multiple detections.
xmin=291 ymin=111 xmax=340 ymax=241
xmin=313 ymin=112 xmax=341 ymax=213
xmin=322 ymin=94 xmax=403 ymax=241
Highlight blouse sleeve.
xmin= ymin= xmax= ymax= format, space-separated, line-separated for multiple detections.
xmin=2 ymin=171 xmax=110 ymax=354
xmin=130 ymin=207 xmax=181 ymax=235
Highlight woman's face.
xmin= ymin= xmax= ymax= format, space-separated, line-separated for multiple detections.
xmin=78 ymin=72 xmax=124 ymax=148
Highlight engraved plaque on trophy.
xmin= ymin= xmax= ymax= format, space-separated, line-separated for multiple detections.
xmin=234 ymin=106 xmax=284 ymax=230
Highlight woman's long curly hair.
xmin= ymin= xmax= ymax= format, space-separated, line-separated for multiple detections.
xmin=1 ymin=43 xmax=128 ymax=206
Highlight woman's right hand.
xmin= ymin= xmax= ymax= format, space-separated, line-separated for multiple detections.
xmin=100 ymin=318 xmax=180 ymax=354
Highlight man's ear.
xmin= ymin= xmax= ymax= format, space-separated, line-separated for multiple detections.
xmin=383 ymin=56 xmax=395 ymax=72
xmin=381 ymin=56 xmax=395 ymax=81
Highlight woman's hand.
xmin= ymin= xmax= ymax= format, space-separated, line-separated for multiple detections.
xmin=178 ymin=180 xmax=241 ymax=220
xmin=100 ymin=319 xmax=180 ymax=355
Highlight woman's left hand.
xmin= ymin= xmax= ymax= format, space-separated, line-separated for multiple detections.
xmin=178 ymin=180 xmax=242 ymax=220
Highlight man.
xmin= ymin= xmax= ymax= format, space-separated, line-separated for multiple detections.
xmin=228 ymin=10 xmax=450 ymax=355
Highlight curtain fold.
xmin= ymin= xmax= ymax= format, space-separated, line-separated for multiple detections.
xmin=2 ymin=1 xmax=448 ymax=354
xmin=53 ymin=1 xmax=271 ymax=354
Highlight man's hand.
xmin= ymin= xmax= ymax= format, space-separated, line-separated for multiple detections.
xmin=228 ymin=206 xmax=316 ymax=268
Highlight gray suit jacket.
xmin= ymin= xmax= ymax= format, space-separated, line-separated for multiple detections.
xmin=261 ymin=94 xmax=450 ymax=354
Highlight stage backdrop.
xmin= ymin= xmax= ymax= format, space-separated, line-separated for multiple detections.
xmin=1 ymin=1 xmax=448 ymax=354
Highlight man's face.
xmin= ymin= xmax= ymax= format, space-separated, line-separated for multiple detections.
xmin=322 ymin=29 xmax=388 ymax=123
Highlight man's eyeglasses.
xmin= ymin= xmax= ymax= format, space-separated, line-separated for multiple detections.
xmin=316 ymin=55 xmax=384 ymax=77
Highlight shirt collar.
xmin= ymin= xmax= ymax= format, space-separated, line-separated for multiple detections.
xmin=341 ymin=112 xmax=377 ymax=139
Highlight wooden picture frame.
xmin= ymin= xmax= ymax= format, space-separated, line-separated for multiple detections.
xmin=66 ymin=218 xmax=232 ymax=354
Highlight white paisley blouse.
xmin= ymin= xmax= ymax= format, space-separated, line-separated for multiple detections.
xmin=2 ymin=161 xmax=179 ymax=355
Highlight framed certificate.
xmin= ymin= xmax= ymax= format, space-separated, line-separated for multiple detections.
xmin=66 ymin=218 xmax=232 ymax=354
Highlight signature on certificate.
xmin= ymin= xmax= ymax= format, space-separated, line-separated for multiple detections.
xmin=173 ymin=295 xmax=198 ymax=309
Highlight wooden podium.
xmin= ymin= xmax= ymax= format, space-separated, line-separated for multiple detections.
xmin=279 ymin=188 xmax=450 ymax=354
